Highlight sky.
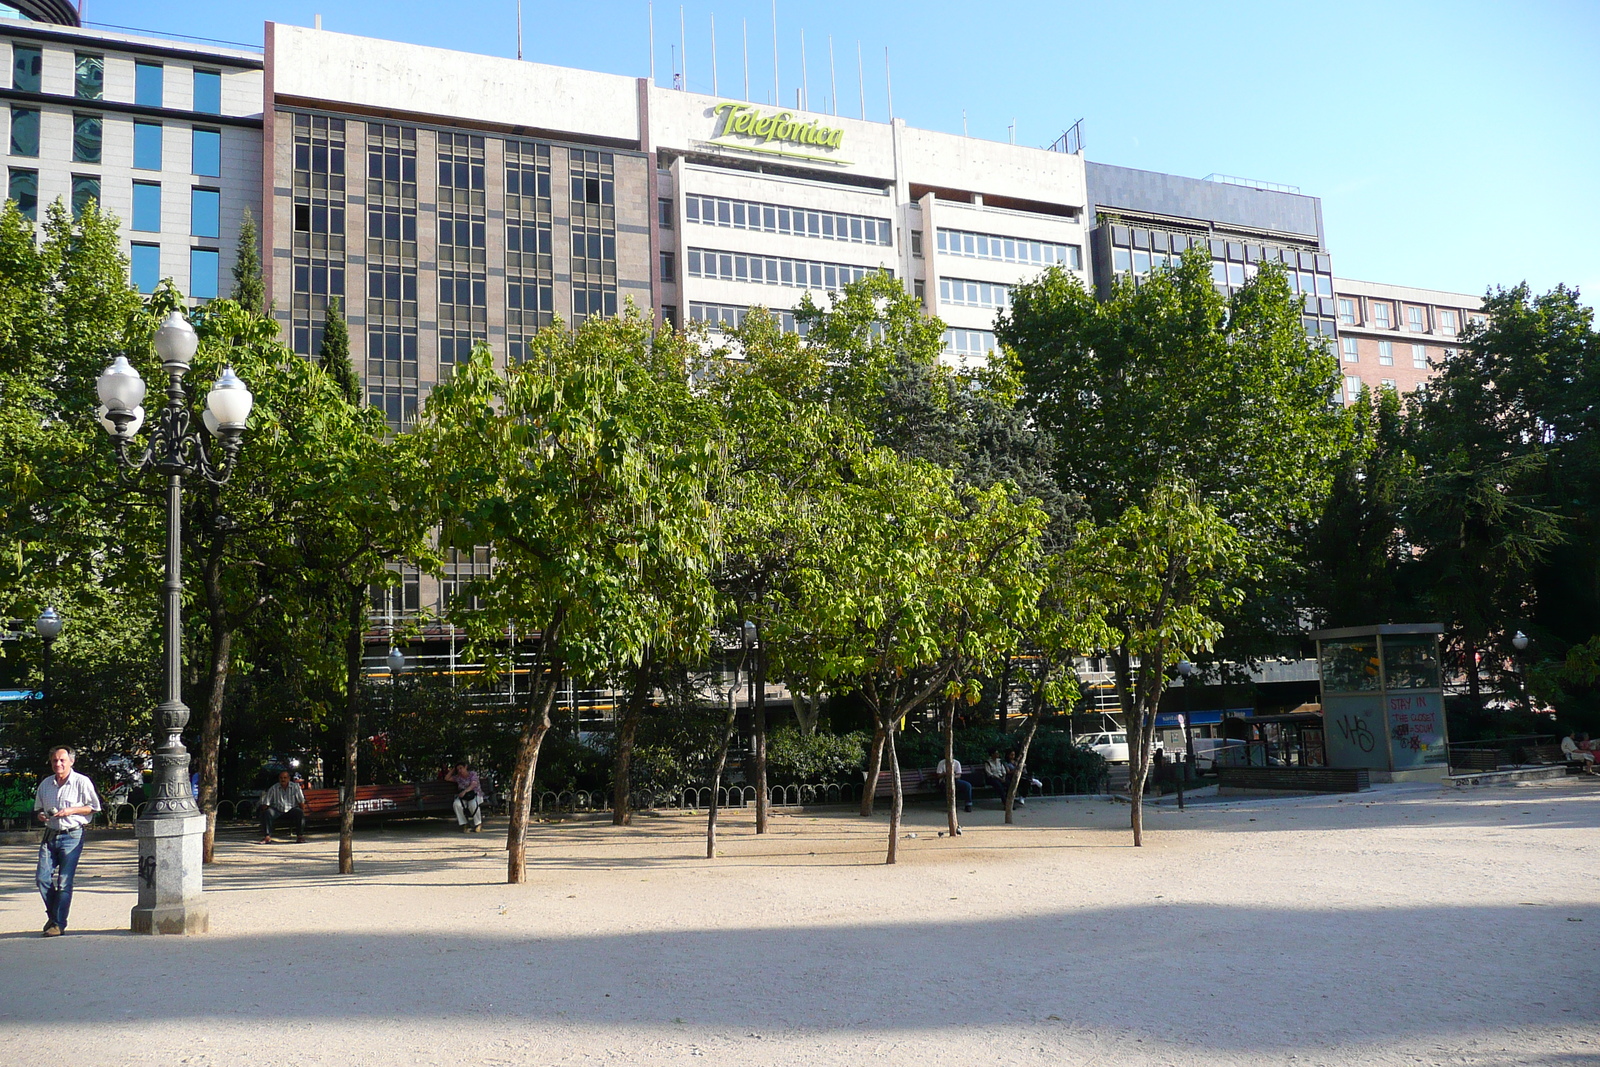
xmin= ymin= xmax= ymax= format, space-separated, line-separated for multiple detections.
xmin=84 ymin=0 xmax=1600 ymax=305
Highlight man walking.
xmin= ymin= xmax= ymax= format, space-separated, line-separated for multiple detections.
xmin=34 ymin=746 xmax=101 ymax=937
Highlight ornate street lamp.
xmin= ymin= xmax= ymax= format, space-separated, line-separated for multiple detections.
xmin=1176 ymin=659 xmax=1198 ymax=767
xmin=34 ymin=606 xmax=63 ymax=718
xmin=1512 ymin=631 xmax=1531 ymax=716
xmin=96 ymin=309 xmax=253 ymax=936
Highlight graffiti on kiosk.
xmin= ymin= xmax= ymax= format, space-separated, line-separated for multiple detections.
xmin=1335 ymin=713 xmax=1376 ymax=753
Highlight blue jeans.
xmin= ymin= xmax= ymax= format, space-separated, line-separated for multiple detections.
xmin=37 ymin=828 xmax=85 ymax=931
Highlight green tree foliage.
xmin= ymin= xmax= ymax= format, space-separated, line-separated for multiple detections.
xmin=415 ymin=312 xmax=721 ymax=883
xmin=230 ymin=208 xmax=264 ymax=314
xmin=317 ymin=296 xmax=360 ymax=405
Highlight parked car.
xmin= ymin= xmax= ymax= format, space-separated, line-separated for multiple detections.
xmin=1079 ymin=731 xmax=1130 ymax=764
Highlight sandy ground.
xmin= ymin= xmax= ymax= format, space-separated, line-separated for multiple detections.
xmin=1 ymin=781 xmax=1598 ymax=1067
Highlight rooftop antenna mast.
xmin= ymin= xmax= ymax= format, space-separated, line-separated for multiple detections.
xmin=648 ymin=0 xmax=655 ymax=85
xmin=856 ymin=41 xmax=864 ymax=120
xmin=516 ymin=0 xmax=523 ymax=60
xmin=800 ymin=28 xmax=809 ymax=111
xmin=770 ymin=0 xmax=779 ymax=106
xmin=828 ymin=35 xmax=836 ymax=116
xmin=679 ymin=5 xmax=687 ymax=91
xmin=742 ymin=18 xmax=749 ymax=100
xmin=710 ymin=12 xmax=718 ymax=96
xmin=884 ymin=46 xmax=893 ymax=120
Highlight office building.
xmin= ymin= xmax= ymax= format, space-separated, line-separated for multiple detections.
xmin=0 ymin=14 xmax=263 ymax=300
xmin=1332 ymin=277 xmax=1485 ymax=401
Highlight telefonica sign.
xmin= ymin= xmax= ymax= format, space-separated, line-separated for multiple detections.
xmin=710 ymin=102 xmax=850 ymax=165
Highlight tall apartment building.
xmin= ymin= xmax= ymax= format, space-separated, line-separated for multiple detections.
xmin=1332 ymin=278 xmax=1485 ymax=401
xmin=1085 ymin=162 xmax=1338 ymax=339
xmin=0 ymin=14 xmax=262 ymax=300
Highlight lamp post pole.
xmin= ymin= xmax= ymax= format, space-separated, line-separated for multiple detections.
xmin=1176 ymin=660 xmax=1197 ymax=767
xmin=96 ymin=310 xmax=253 ymax=935
xmin=1512 ymin=631 xmax=1531 ymax=717
xmin=34 ymin=607 xmax=62 ymax=720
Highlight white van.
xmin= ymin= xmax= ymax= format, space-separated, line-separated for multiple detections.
xmin=1078 ymin=731 xmax=1130 ymax=764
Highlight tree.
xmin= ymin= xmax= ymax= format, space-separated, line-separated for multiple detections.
xmin=415 ymin=313 xmax=720 ymax=883
xmin=230 ymin=208 xmax=264 ymax=314
xmin=317 ymin=296 xmax=360 ymax=405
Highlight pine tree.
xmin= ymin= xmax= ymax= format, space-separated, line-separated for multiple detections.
xmin=318 ymin=296 xmax=361 ymax=405
xmin=230 ymin=208 xmax=265 ymax=313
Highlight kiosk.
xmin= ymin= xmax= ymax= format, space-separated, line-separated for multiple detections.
xmin=1312 ymin=624 xmax=1448 ymax=783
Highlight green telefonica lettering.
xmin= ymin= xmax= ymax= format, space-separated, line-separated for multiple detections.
xmin=711 ymin=101 xmax=845 ymax=152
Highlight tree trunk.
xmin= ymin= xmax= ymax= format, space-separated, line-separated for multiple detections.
xmin=753 ymin=640 xmax=768 ymax=834
xmin=338 ymin=587 xmax=363 ymax=874
xmin=1004 ymin=709 xmax=1041 ymax=825
xmin=943 ymin=697 xmax=959 ymax=837
xmin=199 ymin=549 xmax=231 ymax=865
xmin=507 ymin=624 xmax=564 ymax=884
xmin=1112 ymin=645 xmax=1146 ymax=848
xmin=790 ymin=686 xmax=822 ymax=735
xmin=885 ymin=715 xmax=903 ymax=865
xmin=1464 ymin=641 xmax=1483 ymax=712
xmin=860 ymin=721 xmax=886 ymax=816
xmin=997 ymin=654 xmax=1012 ymax=732
xmin=611 ymin=659 xmax=651 ymax=827
xmin=706 ymin=687 xmax=740 ymax=859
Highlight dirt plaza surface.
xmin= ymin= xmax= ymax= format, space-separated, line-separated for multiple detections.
xmin=1 ymin=780 xmax=1597 ymax=1067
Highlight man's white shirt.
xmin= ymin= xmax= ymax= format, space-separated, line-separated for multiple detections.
xmin=34 ymin=771 xmax=102 ymax=831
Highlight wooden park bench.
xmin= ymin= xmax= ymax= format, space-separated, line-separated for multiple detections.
xmin=868 ymin=766 xmax=989 ymax=802
xmin=291 ymin=781 xmax=460 ymax=823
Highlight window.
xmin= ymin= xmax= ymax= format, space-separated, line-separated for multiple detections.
xmin=190 ymin=187 xmax=219 ymax=238
xmin=8 ymin=167 xmax=37 ymax=220
xmin=683 ymin=192 xmax=893 ymax=246
xmin=133 ymin=122 xmax=162 ymax=170
xmin=1378 ymin=341 xmax=1394 ymax=366
xmin=70 ymin=175 xmax=98 ymax=218
xmin=9 ymin=107 xmax=38 ymax=157
xmin=74 ymin=54 xmax=103 ymax=100
xmin=688 ymin=302 xmax=805 ymax=334
xmin=1316 ymin=275 xmax=1332 ymax=297
xmin=913 ymin=278 xmax=925 ymax=304
xmin=661 ymin=304 xmax=678 ymax=328
xmin=72 ymin=113 xmax=101 ymax=163
xmin=1344 ymin=375 xmax=1362 ymax=403
xmin=192 ymin=128 xmax=220 ymax=176
xmin=910 ymin=230 xmax=922 ymax=256
xmin=943 ymin=328 xmax=997 ymax=361
xmin=658 ymin=197 xmax=673 ymax=228
xmin=130 ymin=243 xmax=160 ymax=293
xmin=1406 ymin=305 xmax=1425 ymax=332
xmin=939 ymin=276 xmax=1010 ymax=310
xmin=1371 ymin=301 xmax=1392 ymax=329
xmin=659 ymin=250 xmax=675 ymax=282
xmin=12 ymin=46 xmax=40 ymax=93
xmin=1380 ymin=378 xmax=1396 ymax=390
xmin=132 ymin=181 xmax=161 ymax=231
xmin=1412 ymin=344 xmax=1428 ymax=370
xmin=936 ymin=227 xmax=1080 ymax=269
xmin=193 ymin=70 xmax=222 ymax=114
xmin=1338 ymin=298 xmax=1355 ymax=325
xmin=686 ymin=246 xmax=887 ymax=292
xmin=189 ymin=248 xmax=218 ymax=300
xmin=1468 ymin=313 xmax=1486 ymax=327
xmin=135 ymin=62 xmax=164 ymax=107
xmin=1341 ymin=337 xmax=1358 ymax=363
xmin=1227 ymin=262 xmax=1245 ymax=286
xmin=1437 ymin=309 xmax=1458 ymax=337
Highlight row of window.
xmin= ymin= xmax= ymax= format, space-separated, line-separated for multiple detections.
xmin=939 ymin=276 xmax=1010 ymax=310
xmin=1340 ymin=338 xmax=1450 ymax=369
xmin=1337 ymin=297 xmax=1475 ymax=335
xmin=128 ymin=244 xmax=219 ymax=298
xmin=1343 ymin=375 xmax=1410 ymax=402
xmin=11 ymin=45 xmax=223 ymax=113
xmin=686 ymin=247 xmax=889 ymax=291
xmin=683 ymin=192 xmax=893 ymax=247
xmin=937 ymin=227 xmax=1081 ymax=269
xmin=127 ymin=181 xmax=221 ymax=236
xmin=8 ymin=107 xmax=223 ymax=176
xmin=1108 ymin=224 xmax=1332 ymax=274
xmin=943 ymin=327 xmax=998 ymax=360
xmin=687 ymin=301 xmax=804 ymax=334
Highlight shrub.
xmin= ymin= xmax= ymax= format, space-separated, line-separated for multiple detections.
xmin=764 ymin=727 xmax=870 ymax=785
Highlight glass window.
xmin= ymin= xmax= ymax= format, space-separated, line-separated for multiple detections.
xmin=659 ymin=250 xmax=675 ymax=282
xmin=1407 ymin=305 xmax=1425 ymax=331
xmin=132 ymin=181 xmax=161 ymax=231
xmin=189 ymin=248 xmax=218 ymax=300
xmin=658 ymin=197 xmax=673 ymax=227
xmin=70 ymin=175 xmax=98 ymax=218
xmin=1341 ymin=337 xmax=1358 ymax=363
xmin=133 ymin=122 xmax=162 ymax=170
xmin=910 ymin=230 xmax=922 ymax=256
xmin=1371 ymin=301 xmax=1391 ymax=329
xmin=135 ymin=62 xmax=164 ymax=107
xmin=1227 ymin=262 xmax=1245 ymax=285
xmin=74 ymin=54 xmax=103 ymax=100
xmin=192 ymin=128 xmax=221 ymax=176
xmin=1113 ymin=248 xmax=1131 ymax=272
xmin=1412 ymin=344 xmax=1428 ymax=370
xmin=1338 ymin=297 xmax=1355 ymax=324
xmin=1380 ymin=378 xmax=1396 ymax=390
xmin=130 ymin=243 xmax=160 ymax=293
xmin=72 ymin=113 xmax=101 ymax=163
xmin=8 ymin=167 xmax=37 ymax=220
xmin=1437 ymin=309 xmax=1458 ymax=337
xmin=1320 ymin=637 xmax=1381 ymax=692
xmin=1382 ymin=634 xmax=1440 ymax=690
xmin=1343 ymin=375 xmax=1362 ymax=403
xmin=9 ymin=107 xmax=38 ymax=157
xmin=193 ymin=70 xmax=222 ymax=114
xmin=12 ymin=46 xmax=40 ymax=93
xmin=190 ymin=187 xmax=219 ymax=238
xmin=1378 ymin=341 xmax=1394 ymax=366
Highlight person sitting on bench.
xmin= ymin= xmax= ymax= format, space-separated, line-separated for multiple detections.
xmin=258 ymin=770 xmax=306 ymax=844
xmin=935 ymin=757 xmax=973 ymax=813
xmin=446 ymin=762 xmax=484 ymax=832
xmin=982 ymin=750 xmax=1022 ymax=806
xmin=1565 ymin=732 xmax=1599 ymax=774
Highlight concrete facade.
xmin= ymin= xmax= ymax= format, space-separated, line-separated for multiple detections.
xmin=1333 ymin=277 xmax=1485 ymax=401
xmin=0 ymin=17 xmax=263 ymax=301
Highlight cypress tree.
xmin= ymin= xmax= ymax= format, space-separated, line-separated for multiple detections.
xmin=231 ymin=208 xmax=265 ymax=313
xmin=318 ymin=296 xmax=361 ymax=405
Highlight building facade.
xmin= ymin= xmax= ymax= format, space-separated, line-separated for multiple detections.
xmin=0 ymin=16 xmax=262 ymax=299
xmin=1332 ymin=277 xmax=1484 ymax=401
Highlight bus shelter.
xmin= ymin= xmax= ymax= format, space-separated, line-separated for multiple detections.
xmin=1312 ymin=623 xmax=1448 ymax=783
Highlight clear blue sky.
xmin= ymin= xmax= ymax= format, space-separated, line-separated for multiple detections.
xmin=88 ymin=0 xmax=1599 ymax=305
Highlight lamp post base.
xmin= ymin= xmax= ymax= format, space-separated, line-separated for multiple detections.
xmin=130 ymin=812 xmax=209 ymax=935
